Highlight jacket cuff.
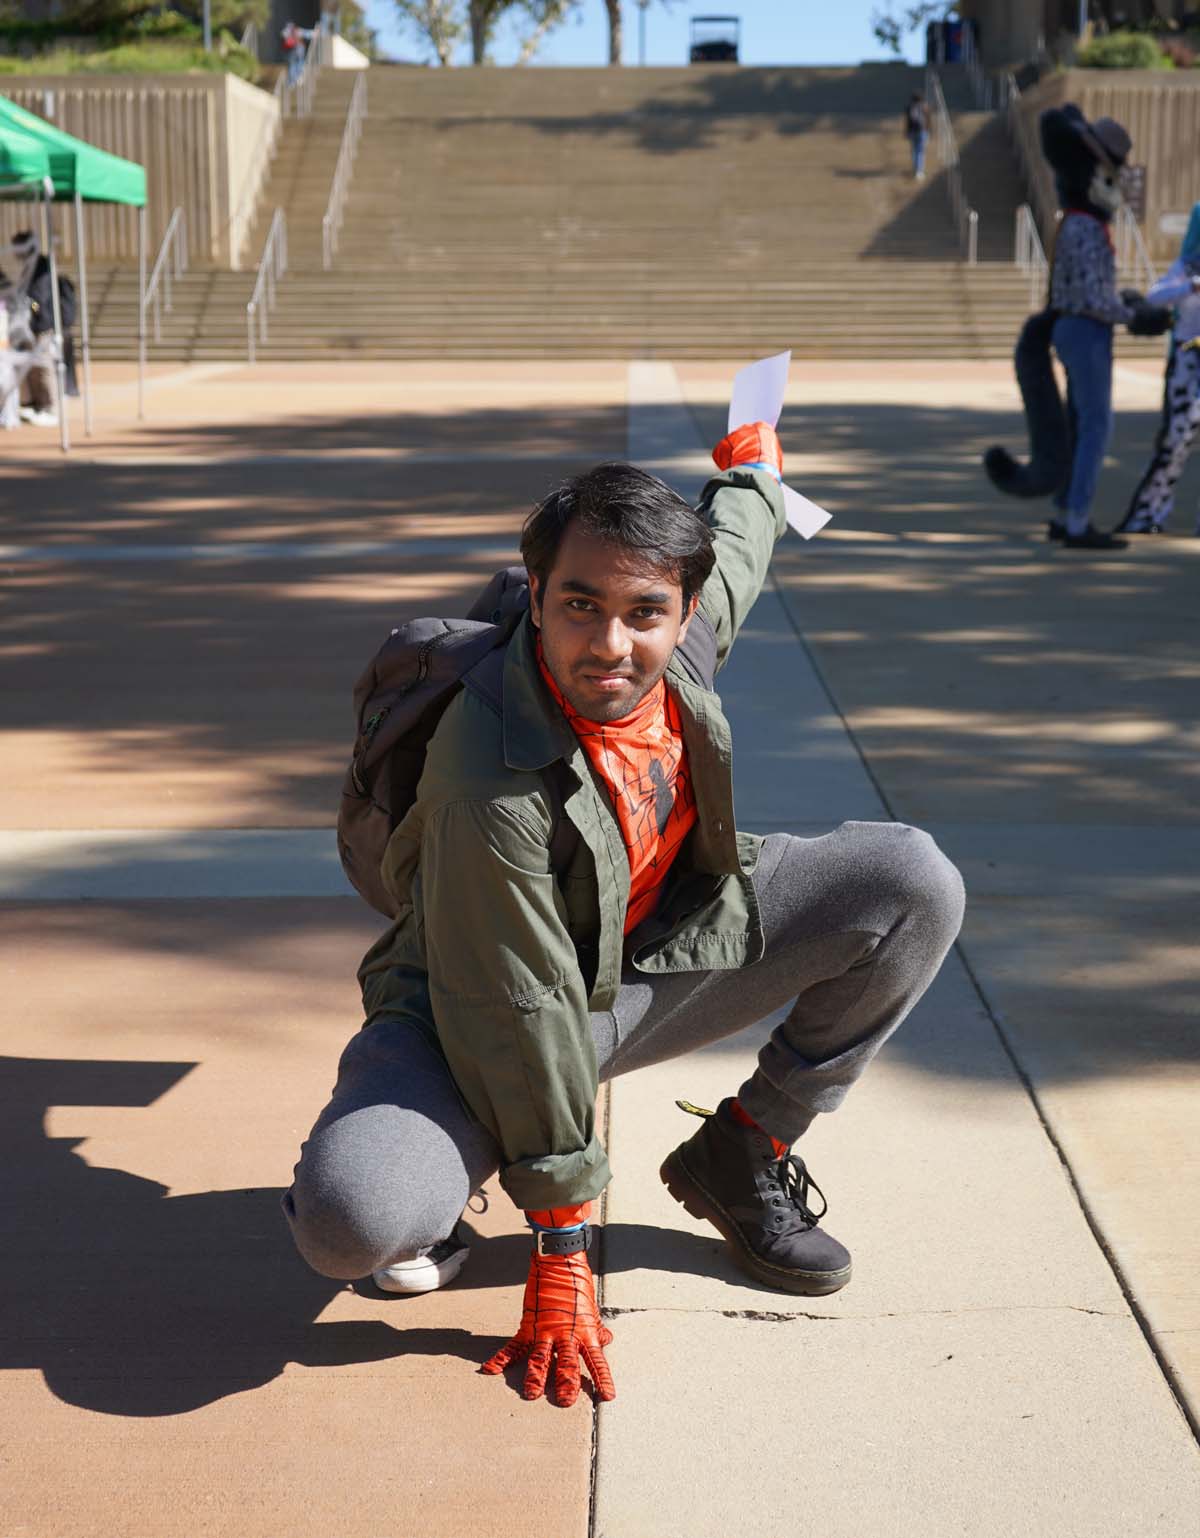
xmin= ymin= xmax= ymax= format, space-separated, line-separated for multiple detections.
xmin=499 ymin=1138 xmax=612 ymax=1210
xmin=699 ymin=466 xmax=788 ymax=538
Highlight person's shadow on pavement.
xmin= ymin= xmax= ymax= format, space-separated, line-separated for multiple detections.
xmin=2 ymin=1057 xmax=482 ymax=1418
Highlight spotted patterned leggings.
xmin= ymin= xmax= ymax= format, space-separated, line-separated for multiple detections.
xmin=1121 ymin=343 xmax=1200 ymax=533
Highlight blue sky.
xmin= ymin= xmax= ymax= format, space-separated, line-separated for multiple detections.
xmin=363 ymin=0 xmax=928 ymax=69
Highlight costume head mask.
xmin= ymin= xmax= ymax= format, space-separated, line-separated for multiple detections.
xmin=1040 ymin=106 xmax=1132 ymax=224
xmin=1088 ymin=164 xmax=1123 ymax=217
xmin=10 ymin=229 xmax=40 ymax=292
xmin=10 ymin=230 xmax=38 ymax=262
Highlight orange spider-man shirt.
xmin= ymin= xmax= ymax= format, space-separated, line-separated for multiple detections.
xmin=538 ymin=648 xmax=697 ymax=935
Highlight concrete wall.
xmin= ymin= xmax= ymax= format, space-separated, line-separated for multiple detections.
xmin=961 ymin=0 xmax=1048 ymax=69
xmin=1014 ymin=70 xmax=1200 ymax=261
xmin=0 ymin=72 xmax=280 ymax=269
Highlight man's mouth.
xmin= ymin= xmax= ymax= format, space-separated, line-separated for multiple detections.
xmin=582 ymin=671 xmax=636 ymax=690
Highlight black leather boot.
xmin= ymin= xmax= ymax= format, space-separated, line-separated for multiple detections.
xmin=660 ymin=1099 xmax=852 ymax=1296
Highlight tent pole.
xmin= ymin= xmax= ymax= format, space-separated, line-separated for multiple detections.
xmin=137 ymin=204 xmax=146 ymax=421
xmin=42 ymin=185 xmax=69 ymax=454
xmin=74 ymin=192 xmax=93 ymax=436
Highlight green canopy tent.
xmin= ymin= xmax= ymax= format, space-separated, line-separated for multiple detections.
xmin=0 ymin=126 xmax=54 ymax=187
xmin=0 ymin=94 xmax=148 ymax=444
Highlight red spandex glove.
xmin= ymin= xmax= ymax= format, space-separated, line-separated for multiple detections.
xmin=712 ymin=420 xmax=784 ymax=479
xmin=481 ymin=1203 xmax=616 ymax=1407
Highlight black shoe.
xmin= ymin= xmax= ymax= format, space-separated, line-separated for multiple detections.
xmin=660 ymin=1099 xmax=852 ymax=1296
xmin=1062 ymin=524 xmax=1128 ymax=550
xmin=1047 ymin=519 xmax=1066 ymax=541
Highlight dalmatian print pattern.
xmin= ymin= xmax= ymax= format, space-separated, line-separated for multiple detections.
xmin=1119 ymin=345 xmax=1200 ymax=533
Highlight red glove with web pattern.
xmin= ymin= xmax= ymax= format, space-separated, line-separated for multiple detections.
xmin=712 ymin=420 xmax=784 ymax=478
xmin=480 ymin=1203 xmax=615 ymax=1407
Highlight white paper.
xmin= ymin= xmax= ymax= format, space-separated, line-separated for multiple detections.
xmin=726 ymin=351 xmax=833 ymax=541
xmin=728 ymin=349 xmax=791 ymax=432
xmin=782 ymin=483 xmax=832 ymax=540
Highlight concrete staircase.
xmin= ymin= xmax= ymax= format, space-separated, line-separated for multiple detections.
xmin=79 ymin=63 xmax=1108 ymax=361
xmin=243 ymin=69 xmax=360 ymax=269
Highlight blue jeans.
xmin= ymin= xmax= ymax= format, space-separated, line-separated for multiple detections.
xmin=1052 ymin=313 xmax=1113 ymax=533
xmin=910 ymin=132 xmax=927 ymax=175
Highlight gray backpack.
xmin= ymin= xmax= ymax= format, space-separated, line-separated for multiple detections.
xmin=338 ymin=565 xmax=720 ymax=918
xmin=338 ymin=566 xmax=572 ymax=917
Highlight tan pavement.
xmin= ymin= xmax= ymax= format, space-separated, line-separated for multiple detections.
xmin=2 ymin=359 xmax=1198 ymax=1536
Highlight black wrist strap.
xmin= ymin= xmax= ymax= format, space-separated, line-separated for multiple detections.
xmin=533 ymin=1224 xmax=592 ymax=1257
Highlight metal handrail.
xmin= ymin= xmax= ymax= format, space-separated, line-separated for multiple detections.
xmin=322 ymin=72 xmax=368 ymax=270
xmin=246 ymin=209 xmax=287 ymax=364
xmin=1001 ymin=71 xmax=1058 ymax=253
xmin=1114 ymin=204 xmax=1157 ymax=291
xmin=282 ymin=30 xmax=323 ymax=120
xmin=141 ymin=207 xmax=188 ymax=344
xmin=925 ymin=68 xmax=979 ymax=265
xmin=963 ymin=49 xmax=994 ymax=110
xmin=239 ymin=21 xmax=259 ymax=59
xmin=1014 ymin=204 xmax=1048 ymax=306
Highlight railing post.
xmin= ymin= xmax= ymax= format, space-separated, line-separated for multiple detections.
xmin=968 ymin=210 xmax=978 ymax=266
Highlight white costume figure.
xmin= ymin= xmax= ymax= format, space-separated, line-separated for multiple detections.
xmin=1117 ymin=201 xmax=1200 ymax=536
xmin=8 ymin=230 xmax=59 ymax=427
xmin=0 ymin=269 xmax=35 ymax=430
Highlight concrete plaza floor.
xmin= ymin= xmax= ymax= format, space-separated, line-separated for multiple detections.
xmin=1 ymin=357 xmax=1198 ymax=1536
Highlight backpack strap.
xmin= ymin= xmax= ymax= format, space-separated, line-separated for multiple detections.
xmin=673 ymin=609 xmax=719 ymax=690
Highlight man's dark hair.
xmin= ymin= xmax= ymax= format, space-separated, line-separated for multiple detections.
xmin=520 ymin=463 xmax=715 ymax=607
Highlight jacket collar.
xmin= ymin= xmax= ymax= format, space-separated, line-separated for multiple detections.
xmin=502 ymin=614 xmax=579 ymax=771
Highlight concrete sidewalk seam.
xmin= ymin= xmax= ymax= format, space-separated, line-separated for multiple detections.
xmin=599 ymin=1304 xmax=1127 ymax=1322
xmin=950 ymin=939 xmax=1200 ymax=1447
xmin=767 ymin=564 xmax=1200 ymax=1447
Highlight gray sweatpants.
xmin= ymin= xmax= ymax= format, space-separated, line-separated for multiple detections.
xmin=285 ymin=822 xmax=964 ymax=1280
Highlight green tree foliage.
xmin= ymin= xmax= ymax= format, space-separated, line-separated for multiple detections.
xmin=869 ymin=2 xmax=944 ymax=55
xmin=1077 ymin=29 xmax=1174 ymax=67
xmin=393 ymin=0 xmax=576 ymax=65
xmin=392 ymin=0 xmax=465 ymax=64
xmin=43 ymin=0 xmax=269 ymax=36
xmin=339 ymin=0 xmax=379 ymax=59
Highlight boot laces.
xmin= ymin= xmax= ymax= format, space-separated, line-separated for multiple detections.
xmin=765 ymin=1151 xmax=827 ymax=1229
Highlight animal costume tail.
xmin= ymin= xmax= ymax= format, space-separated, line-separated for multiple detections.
xmin=983 ymin=308 xmax=1070 ymax=499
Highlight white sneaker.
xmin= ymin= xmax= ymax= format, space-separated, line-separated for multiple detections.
xmin=26 ymin=409 xmax=57 ymax=427
xmin=373 ymin=1231 xmax=469 ymax=1294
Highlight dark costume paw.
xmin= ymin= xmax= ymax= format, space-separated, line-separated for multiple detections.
xmin=1126 ymin=300 xmax=1172 ymax=337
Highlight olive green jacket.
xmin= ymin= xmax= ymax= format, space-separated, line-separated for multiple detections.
xmin=358 ymin=467 xmax=787 ymax=1209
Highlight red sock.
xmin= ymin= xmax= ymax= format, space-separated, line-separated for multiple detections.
xmin=729 ymin=1097 xmax=791 ymax=1159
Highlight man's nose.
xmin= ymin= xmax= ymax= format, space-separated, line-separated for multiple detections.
xmin=590 ymin=617 xmax=633 ymax=664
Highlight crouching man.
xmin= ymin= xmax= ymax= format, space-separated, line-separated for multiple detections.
xmin=285 ymin=422 xmax=965 ymax=1406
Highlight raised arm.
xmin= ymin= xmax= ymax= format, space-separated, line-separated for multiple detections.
xmin=694 ymin=422 xmax=788 ymax=670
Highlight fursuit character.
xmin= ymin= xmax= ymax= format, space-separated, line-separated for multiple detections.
xmin=984 ymin=105 xmax=1170 ymax=551
xmin=1115 ymin=201 xmax=1200 ymax=536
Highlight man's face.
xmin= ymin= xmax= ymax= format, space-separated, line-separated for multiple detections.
xmin=529 ymin=524 xmax=696 ymax=723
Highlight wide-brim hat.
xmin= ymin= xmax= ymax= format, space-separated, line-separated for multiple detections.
xmin=1073 ymin=114 xmax=1132 ymax=171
